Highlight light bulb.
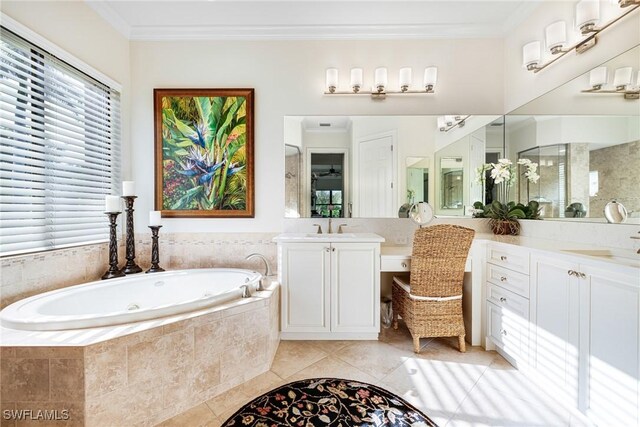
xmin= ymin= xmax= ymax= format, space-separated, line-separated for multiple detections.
xmin=613 ymin=67 xmax=632 ymax=90
xmin=399 ymin=67 xmax=412 ymax=92
xmin=576 ymin=0 xmax=600 ymax=34
xmin=545 ymin=21 xmax=567 ymax=54
xmin=374 ymin=67 xmax=387 ymax=92
xmin=325 ymin=68 xmax=338 ymax=93
xmin=350 ymin=68 xmax=363 ymax=93
xmin=589 ymin=67 xmax=608 ymax=90
xmin=522 ymin=41 xmax=541 ymax=70
xmin=423 ymin=67 xmax=437 ymax=91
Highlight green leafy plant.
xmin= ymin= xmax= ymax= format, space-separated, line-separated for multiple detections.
xmin=473 ymin=200 xmax=541 ymax=220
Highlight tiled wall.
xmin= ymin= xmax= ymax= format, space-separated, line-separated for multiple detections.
xmin=0 ymin=346 xmax=85 ymax=427
xmin=0 ymin=233 xmax=277 ymax=310
xmin=0 ymin=287 xmax=280 ymax=427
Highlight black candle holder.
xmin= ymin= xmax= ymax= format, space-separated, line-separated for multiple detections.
xmin=121 ymin=196 xmax=143 ymax=274
xmin=102 ymin=212 xmax=126 ymax=280
xmin=146 ymin=225 xmax=165 ymax=273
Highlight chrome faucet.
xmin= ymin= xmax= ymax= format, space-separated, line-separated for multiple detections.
xmin=337 ymin=223 xmax=348 ymax=234
xmin=245 ymin=253 xmax=272 ymax=291
xmin=328 ymin=218 xmax=333 ymax=234
xmin=313 ymin=223 xmax=323 ymax=234
xmin=632 ymin=231 xmax=640 ymax=254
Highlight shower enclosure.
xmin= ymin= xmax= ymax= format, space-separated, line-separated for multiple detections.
xmin=518 ymin=144 xmax=567 ymax=218
xmin=285 ymin=144 xmax=301 ymax=218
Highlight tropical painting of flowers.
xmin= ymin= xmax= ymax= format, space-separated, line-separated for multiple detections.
xmin=154 ymin=89 xmax=254 ymax=217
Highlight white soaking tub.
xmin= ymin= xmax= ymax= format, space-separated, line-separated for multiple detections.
xmin=0 ymin=268 xmax=261 ymax=331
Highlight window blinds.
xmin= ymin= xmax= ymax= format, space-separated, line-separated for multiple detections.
xmin=0 ymin=27 xmax=121 ymax=256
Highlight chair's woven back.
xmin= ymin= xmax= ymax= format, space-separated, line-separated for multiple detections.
xmin=409 ymin=224 xmax=475 ymax=298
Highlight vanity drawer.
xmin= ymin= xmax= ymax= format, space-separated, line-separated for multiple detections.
xmin=486 ymin=264 xmax=530 ymax=298
xmin=381 ymin=257 xmax=411 ymax=272
xmin=487 ymin=301 xmax=529 ymax=365
xmin=487 ymin=245 xmax=530 ymax=274
xmin=487 ymin=283 xmax=529 ymax=320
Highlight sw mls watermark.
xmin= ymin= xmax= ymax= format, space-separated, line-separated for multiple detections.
xmin=3 ymin=409 xmax=70 ymax=421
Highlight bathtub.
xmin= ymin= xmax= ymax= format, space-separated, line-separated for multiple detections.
xmin=0 ymin=268 xmax=261 ymax=331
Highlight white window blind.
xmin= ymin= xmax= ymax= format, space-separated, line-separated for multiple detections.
xmin=0 ymin=27 xmax=121 ymax=256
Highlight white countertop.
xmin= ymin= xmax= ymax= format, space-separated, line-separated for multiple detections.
xmin=381 ymin=233 xmax=640 ymax=272
xmin=274 ymin=233 xmax=385 ymax=243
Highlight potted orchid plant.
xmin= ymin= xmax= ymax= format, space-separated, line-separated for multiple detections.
xmin=473 ymin=158 xmax=541 ymax=235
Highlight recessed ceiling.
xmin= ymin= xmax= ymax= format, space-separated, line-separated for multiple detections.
xmin=85 ymin=0 xmax=541 ymax=40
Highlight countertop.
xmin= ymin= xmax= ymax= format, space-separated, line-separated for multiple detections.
xmin=273 ymin=233 xmax=386 ymax=243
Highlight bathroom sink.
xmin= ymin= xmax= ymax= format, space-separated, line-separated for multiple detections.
xmin=561 ymin=249 xmax=640 ymax=268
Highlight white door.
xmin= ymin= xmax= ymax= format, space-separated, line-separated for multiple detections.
xmin=358 ymin=134 xmax=395 ymax=217
xmin=581 ymin=265 xmax=639 ymax=426
xmin=280 ymin=243 xmax=331 ymax=333
xmin=330 ymin=242 xmax=380 ymax=333
xmin=530 ymin=255 xmax=581 ymax=406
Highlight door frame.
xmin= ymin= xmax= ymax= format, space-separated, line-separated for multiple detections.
xmin=304 ymin=147 xmax=350 ymax=218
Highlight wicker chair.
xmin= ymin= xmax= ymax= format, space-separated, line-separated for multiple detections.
xmin=392 ymin=224 xmax=475 ymax=353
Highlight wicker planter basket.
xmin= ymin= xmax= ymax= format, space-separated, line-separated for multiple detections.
xmin=490 ymin=219 xmax=520 ymax=235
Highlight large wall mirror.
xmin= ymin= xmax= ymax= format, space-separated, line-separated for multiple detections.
xmin=284 ymin=115 xmax=503 ymax=218
xmin=505 ymin=44 xmax=640 ymax=224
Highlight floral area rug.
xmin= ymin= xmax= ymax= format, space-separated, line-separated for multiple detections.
xmin=221 ymin=378 xmax=437 ymax=427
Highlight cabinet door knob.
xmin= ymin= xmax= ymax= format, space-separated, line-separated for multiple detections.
xmin=325 ymin=247 xmax=330 ymax=252
xmin=579 ymin=272 xmax=586 ymax=279
xmin=499 ymin=297 xmax=507 ymax=303
xmin=501 ymin=329 xmax=508 ymax=336
xmin=567 ymin=270 xmax=575 ymax=276
xmin=500 ymin=256 xmax=507 ymax=261
xmin=500 ymin=276 xmax=507 ymax=282
xmin=401 ymin=262 xmax=407 ymax=268
xmin=332 ymin=247 xmax=336 ymax=252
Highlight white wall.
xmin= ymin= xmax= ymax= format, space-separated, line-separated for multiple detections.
xmin=503 ymin=0 xmax=640 ymax=112
xmin=1 ymin=1 xmax=132 ymax=179
xmin=130 ymin=39 xmax=504 ymax=232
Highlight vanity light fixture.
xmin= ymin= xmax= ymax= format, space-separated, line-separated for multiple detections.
xmin=582 ymin=66 xmax=639 ymax=99
xmin=523 ymin=1 xmax=639 ymax=73
xmin=437 ymin=115 xmax=471 ymax=132
xmin=324 ymin=66 xmax=437 ymax=99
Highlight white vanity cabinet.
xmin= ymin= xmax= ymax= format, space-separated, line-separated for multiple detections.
xmin=275 ymin=233 xmax=383 ymax=340
xmin=580 ymin=264 xmax=639 ymax=426
xmin=530 ymin=254 xmax=581 ymax=407
xmin=485 ymin=243 xmax=531 ymax=368
xmin=485 ymin=241 xmax=640 ymax=425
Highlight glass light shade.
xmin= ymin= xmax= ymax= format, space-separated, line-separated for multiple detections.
xmin=576 ymin=0 xmax=600 ymax=30
xmin=437 ymin=116 xmax=446 ymax=131
xmin=545 ymin=21 xmax=567 ymax=51
xmin=374 ymin=67 xmax=388 ymax=90
xmin=522 ymin=41 xmax=541 ymax=67
xmin=589 ymin=67 xmax=608 ymax=88
xmin=325 ymin=68 xmax=338 ymax=92
xmin=350 ymin=68 xmax=363 ymax=90
xmin=613 ymin=67 xmax=633 ymax=88
xmin=423 ymin=67 xmax=438 ymax=89
xmin=399 ymin=67 xmax=412 ymax=90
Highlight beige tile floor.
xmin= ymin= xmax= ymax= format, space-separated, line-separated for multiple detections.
xmin=157 ymin=323 xmax=592 ymax=427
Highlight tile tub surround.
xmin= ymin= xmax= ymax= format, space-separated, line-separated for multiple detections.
xmin=0 ymin=283 xmax=280 ymax=427
xmin=0 ymin=232 xmax=278 ymax=310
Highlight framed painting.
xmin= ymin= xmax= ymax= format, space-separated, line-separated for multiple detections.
xmin=154 ymin=88 xmax=254 ymax=218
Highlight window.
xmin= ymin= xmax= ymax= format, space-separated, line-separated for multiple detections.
xmin=314 ymin=190 xmax=342 ymax=218
xmin=0 ymin=27 xmax=121 ymax=256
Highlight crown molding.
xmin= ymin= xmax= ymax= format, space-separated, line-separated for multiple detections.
xmin=128 ymin=23 xmax=507 ymax=41
xmin=85 ymin=0 xmax=131 ymax=39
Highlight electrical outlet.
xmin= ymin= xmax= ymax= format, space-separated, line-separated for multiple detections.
xmin=394 ymin=236 xmax=408 ymax=245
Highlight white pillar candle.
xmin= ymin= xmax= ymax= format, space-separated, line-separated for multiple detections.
xmin=122 ymin=181 xmax=135 ymax=196
xmin=105 ymin=195 xmax=121 ymax=213
xmin=149 ymin=211 xmax=162 ymax=226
